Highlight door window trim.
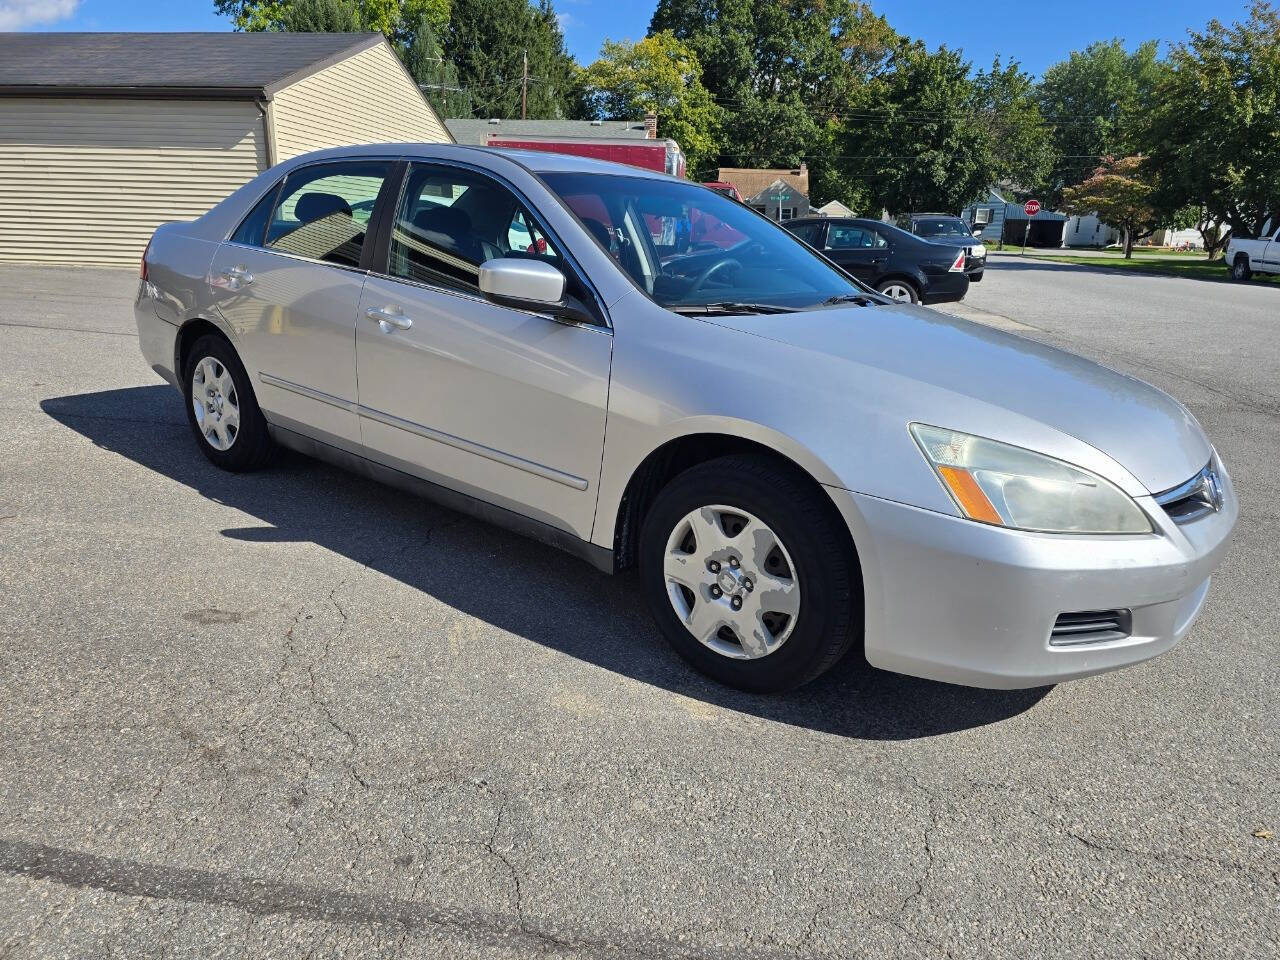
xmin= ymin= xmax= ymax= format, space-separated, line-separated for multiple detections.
xmin=368 ymin=157 xmax=611 ymax=330
xmin=222 ymin=156 xmax=404 ymax=275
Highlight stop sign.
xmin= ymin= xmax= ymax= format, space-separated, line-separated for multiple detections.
xmin=1024 ymin=199 xmax=1041 ymax=216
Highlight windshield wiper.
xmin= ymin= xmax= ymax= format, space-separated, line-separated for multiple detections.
xmin=822 ymin=294 xmax=878 ymax=307
xmin=669 ymin=301 xmax=794 ymax=315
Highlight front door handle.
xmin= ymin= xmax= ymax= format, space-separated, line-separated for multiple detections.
xmin=365 ymin=306 xmax=413 ymax=331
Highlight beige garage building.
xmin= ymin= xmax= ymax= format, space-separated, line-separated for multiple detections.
xmin=0 ymin=32 xmax=452 ymax=267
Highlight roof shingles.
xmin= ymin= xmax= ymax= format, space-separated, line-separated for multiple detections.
xmin=0 ymin=32 xmax=383 ymax=96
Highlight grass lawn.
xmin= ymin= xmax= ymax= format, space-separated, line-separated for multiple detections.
xmin=1009 ymin=252 xmax=1280 ymax=285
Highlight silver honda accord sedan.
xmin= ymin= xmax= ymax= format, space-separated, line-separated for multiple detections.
xmin=135 ymin=143 xmax=1236 ymax=693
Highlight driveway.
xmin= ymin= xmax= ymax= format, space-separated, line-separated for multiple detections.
xmin=1 ymin=260 xmax=1275 ymax=958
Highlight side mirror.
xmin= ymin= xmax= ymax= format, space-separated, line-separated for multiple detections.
xmin=479 ymin=257 xmax=564 ymax=306
xmin=972 ymin=225 xmax=985 ymax=236
xmin=477 ymin=258 xmax=597 ymax=324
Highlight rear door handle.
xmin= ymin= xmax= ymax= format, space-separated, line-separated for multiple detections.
xmin=365 ymin=306 xmax=413 ymax=331
xmin=223 ymin=265 xmax=254 ymax=286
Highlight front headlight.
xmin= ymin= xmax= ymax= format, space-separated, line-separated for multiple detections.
xmin=972 ymin=243 xmax=986 ymax=258
xmin=910 ymin=424 xmax=1152 ymax=534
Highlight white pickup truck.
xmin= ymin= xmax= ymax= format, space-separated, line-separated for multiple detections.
xmin=1226 ymin=222 xmax=1280 ymax=281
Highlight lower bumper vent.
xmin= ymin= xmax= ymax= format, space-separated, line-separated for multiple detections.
xmin=1050 ymin=609 xmax=1132 ymax=647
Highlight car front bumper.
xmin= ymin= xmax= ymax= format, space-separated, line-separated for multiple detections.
xmin=824 ymin=467 xmax=1237 ymax=688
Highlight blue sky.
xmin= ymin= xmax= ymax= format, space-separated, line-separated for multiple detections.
xmin=4 ymin=0 xmax=1252 ymax=79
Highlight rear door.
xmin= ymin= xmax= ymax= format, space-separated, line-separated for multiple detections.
xmin=353 ymin=161 xmax=611 ymax=540
xmin=208 ymin=158 xmax=395 ymax=450
xmin=821 ymin=222 xmax=890 ymax=282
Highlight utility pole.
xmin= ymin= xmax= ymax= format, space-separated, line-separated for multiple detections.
xmin=521 ymin=49 xmax=528 ymax=120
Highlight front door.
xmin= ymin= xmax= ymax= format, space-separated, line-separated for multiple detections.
xmin=208 ymin=158 xmax=393 ymax=450
xmin=354 ymin=162 xmax=611 ymax=540
xmin=822 ymin=222 xmax=890 ymax=282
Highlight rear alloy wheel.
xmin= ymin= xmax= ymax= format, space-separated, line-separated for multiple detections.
xmin=639 ymin=455 xmax=860 ymax=692
xmin=876 ymin=279 xmax=918 ymax=303
xmin=1231 ymin=256 xmax=1252 ymax=282
xmin=182 ymin=333 xmax=274 ymax=471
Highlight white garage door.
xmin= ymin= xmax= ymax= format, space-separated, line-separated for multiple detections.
xmin=0 ymin=98 xmax=266 ymax=267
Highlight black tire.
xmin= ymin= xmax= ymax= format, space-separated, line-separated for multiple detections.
xmin=1230 ymin=255 xmax=1251 ymax=282
xmin=639 ymin=455 xmax=861 ymax=693
xmin=875 ymin=278 xmax=919 ymax=304
xmin=181 ymin=332 xmax=274 ymax=471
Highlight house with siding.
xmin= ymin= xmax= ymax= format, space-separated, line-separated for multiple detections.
xmin=962 ymin=188 xmax=1066 ymax=248
xmin=717 ymin=164 xmax=811 ymax=221
xmin=0 ymin=32 xmax=451 ymax=267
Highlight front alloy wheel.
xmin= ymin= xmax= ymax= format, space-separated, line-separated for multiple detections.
xmin=663 ymin=505 xmax=800 ymax=660
xmin=639 ymin=454 xmax=860 ymax=692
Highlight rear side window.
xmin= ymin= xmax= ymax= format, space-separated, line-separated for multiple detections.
xmin=787 ymin=222 xmax=824 ymax=247
xmin=261 ymin=160 xmax=391 ymax=267
xmin=230 ymin=184 xmax=279 ymax=247
xmin=826 ymin=225 xmax=887 ymax=250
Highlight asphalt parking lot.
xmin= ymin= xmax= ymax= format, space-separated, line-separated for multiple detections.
xmin=1 ymin=258 xmax=1276 ymax=958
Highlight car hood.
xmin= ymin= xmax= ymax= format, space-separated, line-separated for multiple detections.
xmin=702 ymin=303 xmax=1210 ymax=494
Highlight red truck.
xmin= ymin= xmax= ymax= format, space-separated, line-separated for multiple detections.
xmin=484 ymin=134 xmax=687 ymax=178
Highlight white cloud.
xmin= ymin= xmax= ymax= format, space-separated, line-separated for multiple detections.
xmin=0 ymin=0 xmax=80 ymax=30
xmin=556 ymin=11 xmax=577 ymax=30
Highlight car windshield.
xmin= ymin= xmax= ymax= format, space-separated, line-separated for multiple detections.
xmin=914 ymin=217 xmax=971 ymax=238
xmin=539 ymin=171 xmax=869 ymax=312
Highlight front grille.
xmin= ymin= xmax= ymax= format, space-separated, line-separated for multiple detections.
xmin=1050 ymin=609 xmax=1132 ymax=647
xmin=1154 ymin=462 xmax=1222 ymax=524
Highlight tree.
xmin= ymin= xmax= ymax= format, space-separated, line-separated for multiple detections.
xmin=279 ymin=0 xmax=363 ymax=32
xmin=577 ymin=32 xmax=720 ymax=177
xmin=444 ymin=0 xmax=576 ymax=118
xmin=215 ymin=1 xmax=450 ymax=45
xmin=1037 ymin=39 xmax=1163 ymax=204
xmin=403 ymin=14 xmax=472 ymax=118
xmin=1061 ymin=156 xmax=1162 ymax=257
xmin=1142 ymin=2 xmax=1280 ymax=246
xmin=647 ymin=1 xmax=897 ymax=208
xmin=844 ymin=41 xmax=993 ymax=214
xmin=972 ymin=57 xmax=1055 ymax=197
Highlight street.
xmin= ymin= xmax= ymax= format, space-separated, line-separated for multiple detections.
xmin=1 ymin=258 xmax=1276 ymax=958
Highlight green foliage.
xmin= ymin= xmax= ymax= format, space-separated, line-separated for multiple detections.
xmin=1061 ymin=155 xmax=1161 ymax=257
xmin=444 ymin=0 xmax=576 ymax=119
xmin=845 ymin=41 xmax=993 ymax=214
xmin=278 ymin=0 xmax=363 ymax=32
xmin=577 ymin=32 xmax=720 ymax=177
xmin=1037 ymin=39 xmax=1163 ymax=203
xmin=215 ymin=0 xmax=450 ymax=44
xmin=1141 ymin=1 xmax=1280 ymax=239
xmin=648 ymin=1 xmax=897 ymax=207
xmin=403 ymin=15 xmax=472 ymax=118
xmin=972 ymin=57 xmax=1054 ymax=196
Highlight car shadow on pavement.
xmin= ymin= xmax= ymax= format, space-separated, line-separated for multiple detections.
xmin=42 ymin=386 xmax=1052 ymax=742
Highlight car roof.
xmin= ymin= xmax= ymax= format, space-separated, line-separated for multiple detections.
xmin=276 ymin=142 xmax=676 ymax=182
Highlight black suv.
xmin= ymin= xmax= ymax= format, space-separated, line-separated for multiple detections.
xmin=898 ymin=213 xmax=987 ymax=282
xmin=784 ymin=217 xmax=969 ymax=305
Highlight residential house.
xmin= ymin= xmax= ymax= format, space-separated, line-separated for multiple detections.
xmin=0 ymin=32 xmax=450 ymax=266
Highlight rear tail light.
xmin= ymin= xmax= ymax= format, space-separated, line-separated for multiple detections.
xmin=140 ymin=237 xmax=152 ymax=281
xmin=949 ymin=250 xmax=966 ymax=272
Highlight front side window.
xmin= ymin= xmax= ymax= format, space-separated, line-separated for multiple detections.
xmin=262 ymin=160 xmax=390 ymax=267
xmin=388 ymin=163 xmax=561 ymax=292
xmin=541 ymin=172 xmax=866 ymax=311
